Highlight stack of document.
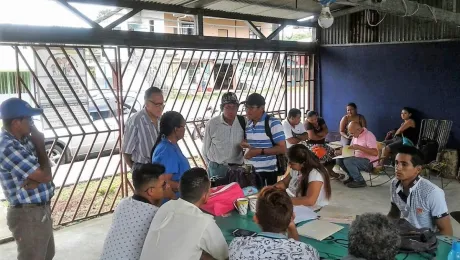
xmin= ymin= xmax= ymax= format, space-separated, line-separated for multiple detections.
xmin=293 ymin=206 xmax=318 ymax=224
xmin=332 ymin=145 xmax=354 ymax=159
xmin=297 ymin=220 xmax=344 ymax=241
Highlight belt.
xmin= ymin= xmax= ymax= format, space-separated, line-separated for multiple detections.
xmin=10 ymin=201 xmax=51 ymax=208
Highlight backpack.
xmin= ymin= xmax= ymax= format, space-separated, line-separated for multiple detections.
xmin=264 ymin=115 xmax=288 ymax=176
xmin=395 ymin=218 xmax=438 ymax=255
xmin=418 ymin=139 xmax=439 ymax=164
xmin=210 ymin=164 xmax=263 ymax=189
xmin=237 ymin=115 xmax=246 ymax=139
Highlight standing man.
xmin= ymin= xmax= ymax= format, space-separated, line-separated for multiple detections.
xmin=241 ymin=93 xmax=286 ymax=186
xmin=388 ymin=146 xmax=452 ymax=235
xmin=0 ymin=98 xmax=55 ymax=260
xmin=336 ymin=121 xmax=378 ymax=188
xmin=202 ymin=92 xmax=245 ymax=178
xmin=123 ymin=87 xmax=164 ymax=168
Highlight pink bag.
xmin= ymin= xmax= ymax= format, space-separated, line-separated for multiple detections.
xmin=200 ymin=182 xmax=244 ymax=216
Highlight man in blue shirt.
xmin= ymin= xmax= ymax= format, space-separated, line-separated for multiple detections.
xmin=0 ymin=98 xmax=55 ymax=260
xmin=241 ymin=93 xmax=286 ymax=185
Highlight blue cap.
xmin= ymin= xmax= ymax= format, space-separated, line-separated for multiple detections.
xmin=0 ymin=98 xmax=43 ymax=120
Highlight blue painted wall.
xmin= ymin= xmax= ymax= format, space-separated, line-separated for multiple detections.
xmin=319 ymin=41 xmax=460 ymax=148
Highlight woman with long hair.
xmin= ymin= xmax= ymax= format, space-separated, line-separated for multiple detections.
xmin=382 ymin=107 xmax=418 ymax=160
xmin=274 ymin=144 xmax=331 ymax=210
xmin=151 ymin=111 xmax=190 ymax=197
xmin=339 ymin=103 xmax=367 ymax=146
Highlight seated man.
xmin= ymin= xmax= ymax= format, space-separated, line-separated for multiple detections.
xmin=100 ymin=163 xmax=175 ymax=260
xmin=282 ymin=108 xmax=308 ymax=149
xmin=344 ymin=213 xmax=400 ymax=260
xmin=388 ymin=146 xmax=453 ymax=236
xmin=140 ymin=167 xmax=229 ymax=260
xmin=336 ymin=121 xmax=378 ymax=188
xmin=229 ymin=186 xmax=319 ymax=260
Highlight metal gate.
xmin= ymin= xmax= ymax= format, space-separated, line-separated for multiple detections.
xmin=0 ymin=44 xmax=315 ymax=228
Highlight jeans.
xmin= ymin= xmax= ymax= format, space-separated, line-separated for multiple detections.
xmin=336 ymin=157 xmax=371 ymax=182
xmin=207 ymin=161 xmax=229 ymax=179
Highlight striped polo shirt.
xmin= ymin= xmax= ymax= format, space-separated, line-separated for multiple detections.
xmin=246 ymin=113 xmax=285 ymax=173
xmin=390 ymin=176 xmax=449 ymax=231
xmin=122 ymin=109 xmax=159 ymax=164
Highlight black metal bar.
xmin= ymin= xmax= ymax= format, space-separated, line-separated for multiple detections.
xmin=260 ymin=53 xmax=276 ymax=101
xmin=267 ymin=25 xmax=287 ymax=40
xmin=245 ymin=21 xmax=266 ymax=39
xmin=171 ymin=50 xmax=197 ymax=111
xmin=56 ymin=0 xmax=102 ymax=29
xmin=67 ymin=0 xmax=316 ymax=27
xmin=126 ymin=48 xmax=157 ymax=118
xmin=96 ymin=162 xmax=121 ymax=215
xmin=45 ymin=47 xmax=95 ymax=131
xmin=194 ymin=14 xmax=204 ymax=36
xmin=123 ymin=48 xmax=146 ymax=103
xmin=184 ymin=125 xmax=206 ymax=167
xmin=248 ymin=52 xmax=268 ymax=95
xmin=105 ymin=8 xmax=142 ymax=30
xmin=0 ymin=25 xmax=318 ymax=53
xmin=115 ymin=46 xmax=127 ymax=198
xmin=148 ymin=49 xmax=166 ymax=89
xmin=184 ymin=51 xmax=212 ymax=121
xmin=262 ymin=53 xmax=279 ymax=110
xmin=100 ymin=47 xmax=117 ymax=82
xmin=15 ymin=46 xmax=21 ymax=98
xmin=164 ymin=50 xmax=187 ymax=103
xmin=285 ymin=54 xmax=290 ymax=118
xmin=158 ymin=50 xmax=177 ymax=93
xmin=122 ymin=47 xmax=135 ymax=78
xmin=74 ymin=47 xmax=119 ymax=122
xmin=266 ymin=54 xmax=285 ymax=113
xmin=236 ymin=52 xmax=258 ymax=105
xmin=210 ymin=52 xmax=237 ymax=116
xmin=179 ymin=137 xmax=198 ymax=167
xmin=179 ymin=51 xmax=204 ymax=114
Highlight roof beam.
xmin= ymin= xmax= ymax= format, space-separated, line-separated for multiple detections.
xmin=332 ymin=6 xmax=368 ymax=17
xmin=94 ymin=7 xmax=123 ymax=23
xmin=336 ymin=0 xmax=460 ymax=26
xmin=183 ymin=0 xmax=224 ymax=8
xmin=67 ymin=0 xmax=316 ymax=27
xmin=267 ymin=24 xmax=286 ymax=40
xmin=245 ymin=21 xmax=266 ymax=39
xmin=105 ymin=8 xmax=142 ymax=30
xmin=56 ymin=0 xmax=102 ymax=28
xmin=0 ymin=24 xmax=317 ymax=53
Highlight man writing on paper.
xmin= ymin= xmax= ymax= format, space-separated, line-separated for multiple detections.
xmin=335 ymin=121 xmax=378 ymax=188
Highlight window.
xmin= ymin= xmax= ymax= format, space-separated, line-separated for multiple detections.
xmin=218 ymin=29 xmax=228 ymax=37
xmin=249 ymin=26 xmax=262 ymax=39
xmin=149 ymin=20 xmax=155 ymax=32
xmin=181 ymin=23 xmax=194 ymax=35
xmin=127 ymin=23 xmax=141 ymax=31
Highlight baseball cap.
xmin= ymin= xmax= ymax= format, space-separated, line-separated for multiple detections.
xmin=242 ymin=93 xmax=265 ymax=106
xmin=221 ymin=92 xmax=239 ymax=105
xmin=0 ymin=98 xmax=43 ymax=120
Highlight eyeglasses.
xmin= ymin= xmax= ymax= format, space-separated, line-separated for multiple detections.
xmin=144 ymin=180 xmax=167 ymax=192
xmin=147 ymin=100 xmax=165 ymax=108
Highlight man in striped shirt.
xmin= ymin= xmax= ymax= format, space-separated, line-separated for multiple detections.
xmin=241 ymin=93 xmax=286 ymax=186
xmin=123 ymin=87 xmax=164 ymax=167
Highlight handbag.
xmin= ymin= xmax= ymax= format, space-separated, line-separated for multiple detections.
xmin=200 ymin=182 xmax=244 ymax=216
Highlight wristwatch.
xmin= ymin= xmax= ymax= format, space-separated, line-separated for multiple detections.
xmin=261 ymin=148 xmax=265 ymax=155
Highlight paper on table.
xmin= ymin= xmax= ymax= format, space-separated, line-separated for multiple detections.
xmin=293 ymin=206 xmax=318 ymax=224
xmin=297 ymin=220 xmax=344 ymax=241
xmin=332 ymin=145 xmax=354 ymax=159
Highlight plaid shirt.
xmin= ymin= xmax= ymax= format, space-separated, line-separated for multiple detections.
xmin=0 ymin=130 xmax=55 ymax=205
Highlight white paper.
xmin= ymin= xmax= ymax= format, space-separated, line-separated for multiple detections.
xmin=332 ymin=145 xmax=354 ymax=159
xmin=297 ymin=220 xmax=344 ymax=241
xmin=293 ymin=206 xmax=318 ymax=224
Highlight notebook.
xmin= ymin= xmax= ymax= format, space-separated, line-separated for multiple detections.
xmin=297 ymin=220 xmax=344 ymax=241
xmin=332 ymin=145 xmax=354 ymax=159
xmin=293 ymin=206 xmax=318 ymax=224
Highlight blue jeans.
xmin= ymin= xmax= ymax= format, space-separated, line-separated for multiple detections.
xmin=336 ymin=157 xmax=371 ymax=182
xmin=207 ymin=162 xmax=229 ymax=179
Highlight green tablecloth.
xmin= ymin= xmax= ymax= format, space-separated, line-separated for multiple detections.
xmin=215 ymin=212 xmax=452 ymax=260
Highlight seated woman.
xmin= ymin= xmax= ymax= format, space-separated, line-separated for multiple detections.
xmin=151 ymin=111 xmax=190 ymax=199
xmin=229 ymin=186 xmax=319 ymax=260
xmin=304 ymin=111 xmax=336 ymax=164
xmin=382 ymin=107 xmax=417 ymax=160
xmin=274 ymin=144 xmax=331 ymax=211
xmin=339 ymin=103 xmax=367 ymax=146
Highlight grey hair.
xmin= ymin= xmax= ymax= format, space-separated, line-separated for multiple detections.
xmin=348 ymin=213 xmax=400 ymax=260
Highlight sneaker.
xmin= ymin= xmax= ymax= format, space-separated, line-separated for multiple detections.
xmin=346 ymin=181 xmax=367 ymax=188
xmin=343 ymin=178 xmax=354 ymax=185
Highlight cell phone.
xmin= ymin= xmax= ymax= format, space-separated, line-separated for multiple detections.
xmin=232 ymin=229 xmax=257 ymax=237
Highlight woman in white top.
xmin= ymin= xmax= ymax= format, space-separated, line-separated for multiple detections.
xmin=274 ymin=144 xmax=331 ymax=210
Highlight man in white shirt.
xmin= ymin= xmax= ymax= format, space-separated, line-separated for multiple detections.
xmin=388 ymin=146 xmax=453 ymax=235
xmin=229 ymin=187 xmax=319 ymax=260
xmin=202 ymin=92 xmax=245 ymax=178
xmin=100 ymin=163 xmax=175 ymax=260
xmin=282 ymin=108 xmax=308 ymax=149
xmin=140 ymin=167 xmax=229 ymax=260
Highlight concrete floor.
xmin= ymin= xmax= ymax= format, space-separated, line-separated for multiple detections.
xmin=1 ymin=175 xmax=459 ymax=260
